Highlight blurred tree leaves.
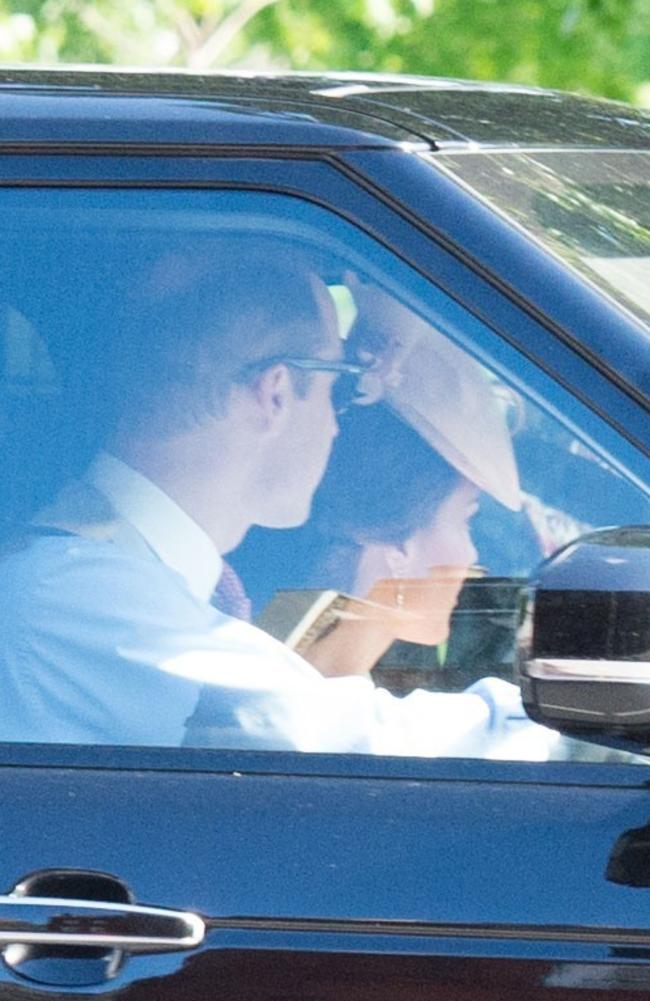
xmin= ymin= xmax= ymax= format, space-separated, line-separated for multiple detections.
xmin=0 ymin=0 xmax=648 ymax=104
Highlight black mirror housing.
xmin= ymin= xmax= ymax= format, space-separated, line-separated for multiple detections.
xmin=519 ymin=526 xmax=650 ymax=755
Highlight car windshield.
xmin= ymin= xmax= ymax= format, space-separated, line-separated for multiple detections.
xmin=424 ymin=149 xmax=650 ymax=329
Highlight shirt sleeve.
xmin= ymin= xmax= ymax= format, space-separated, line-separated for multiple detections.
xmin=177 ymin=616 xmax=559 ymax=759
xmin=2 ymin=537 xmax=558 ymax=758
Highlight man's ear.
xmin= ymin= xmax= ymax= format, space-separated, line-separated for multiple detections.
xmin=250 ymin=363 xmax=293 ymax=434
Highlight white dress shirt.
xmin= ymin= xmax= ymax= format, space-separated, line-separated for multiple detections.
xmin=90 ymin=452 xmax=223 ymax=603
xmin=0 ymin=455 xmax=558 ymax=758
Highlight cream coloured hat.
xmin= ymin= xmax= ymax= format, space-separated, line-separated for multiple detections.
xmin=348 ymin=284 xmax=522 ymax=512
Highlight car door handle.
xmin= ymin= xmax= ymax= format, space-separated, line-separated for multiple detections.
xmin=0 ymin=894 xmax=205 ymax=953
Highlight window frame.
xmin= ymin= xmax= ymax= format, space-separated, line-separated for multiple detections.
xmin=0 ymin=146 xmax=648 ymax=781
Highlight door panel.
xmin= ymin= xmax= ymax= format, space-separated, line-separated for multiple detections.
xmin=2 ymin=764 xmax=650 ymax=997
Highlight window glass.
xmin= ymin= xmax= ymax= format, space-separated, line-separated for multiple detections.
xmin=425 ymin=149 xmax=650 ymax=328
xmin=1 ymin=187 xmax=648 ymax=762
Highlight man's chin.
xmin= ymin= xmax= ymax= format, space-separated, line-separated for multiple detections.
xmin=256 ymin=503 xmax=312 ymax=530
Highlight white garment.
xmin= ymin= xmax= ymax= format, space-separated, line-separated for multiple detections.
xmin=0 ymin=456 xmax=557 ymax=758
xmin=90 ymin=452 xmax=222 ymax=603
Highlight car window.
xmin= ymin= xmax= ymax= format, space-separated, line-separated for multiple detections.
xmin=1 ymin=186 xmax=648 ymax=762
xmin=426 ymin=149 xmax=650 ymax=329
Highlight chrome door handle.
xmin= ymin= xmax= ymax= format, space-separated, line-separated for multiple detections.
xmin=0 ymin=894 xmax=204 ymax=953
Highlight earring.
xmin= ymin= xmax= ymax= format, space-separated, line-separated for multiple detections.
xmin=394 ymin=572 xmax=405 ymax=609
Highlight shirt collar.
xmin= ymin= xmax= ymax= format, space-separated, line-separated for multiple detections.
xmin=87 ymin=451 xmax=223 ymax=603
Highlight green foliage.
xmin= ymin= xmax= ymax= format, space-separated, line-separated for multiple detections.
xmin=0 ymin=0 xmax=649 ymax=105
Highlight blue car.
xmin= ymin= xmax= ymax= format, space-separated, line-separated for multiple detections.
xmin=1 ymin=69 xmax=649 ymax=999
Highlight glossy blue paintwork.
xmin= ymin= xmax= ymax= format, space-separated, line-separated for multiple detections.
xmin=0 ymin=90 xmax=418 ymax=148
xmin=1 ymin=760 xmax=650 ymax=929
xmin=1 ymin=70 xmax=649 ymax=999
xmin=1 ymin=68 xmax=650 ymax=150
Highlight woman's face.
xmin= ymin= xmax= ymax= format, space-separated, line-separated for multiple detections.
xmin=402 ymin=478 xmax=479 ymax=577
xmin=367 ymin=479 xmax=480 ymax=647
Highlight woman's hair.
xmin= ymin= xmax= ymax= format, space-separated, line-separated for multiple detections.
xmin=305 ymin=403 xmax=461 ymax=592
xmin=231 ymin=402 xmax=463 ymax=606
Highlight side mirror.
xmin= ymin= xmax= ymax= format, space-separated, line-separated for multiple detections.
xmin=519 ymin=526 xmax=650 ymax=756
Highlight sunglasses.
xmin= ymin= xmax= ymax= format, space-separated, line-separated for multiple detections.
xmin=242 ymin=356 xmax=377 ymax=415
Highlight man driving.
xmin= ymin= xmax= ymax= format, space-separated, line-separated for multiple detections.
xmin=0 ymin=251 xmax=346 ymax=745
xmin=0 ymin=249 xmax=556 ymax=758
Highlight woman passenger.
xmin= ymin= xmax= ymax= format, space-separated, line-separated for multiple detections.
xmin=291 ymin=402 xmax=484 ymax=676
xmin=284 ymin=292 xmax=523 ymax=677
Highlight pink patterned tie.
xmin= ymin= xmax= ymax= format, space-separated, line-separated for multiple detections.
xmin=211 ymin=559 xmax=252 ymax=622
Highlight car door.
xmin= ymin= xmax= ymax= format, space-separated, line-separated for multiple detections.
xmin=2 ymin=138 xmax=650 ymax=1001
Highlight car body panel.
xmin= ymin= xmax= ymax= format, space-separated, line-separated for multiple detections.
xmin=2 ymin=760 xmax=650 ymax=966
xmin=1 ymin=71 xmax=649 ymax=999
xmin=0 ymin=91 xmax=420 ymax=150
xmin=1 ymin=67 xmax=650 ymax=150
xmin=320 ymin=85 xmax=650 ymax=149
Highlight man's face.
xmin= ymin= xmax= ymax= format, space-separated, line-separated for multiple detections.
xmin=282 ymin=367 xmax=340 ymax=525
xmin=258 ymin=309 xmax=342 ymax=530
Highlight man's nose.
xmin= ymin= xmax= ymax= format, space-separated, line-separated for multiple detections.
xmin=330 ymin=401 xmax=340 ymax=438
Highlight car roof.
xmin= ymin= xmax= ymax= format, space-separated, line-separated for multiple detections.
xmin=1 ymin=67 xmax=650 ymax=150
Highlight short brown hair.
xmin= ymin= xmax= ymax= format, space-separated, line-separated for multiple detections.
xmin=109 ymin=241 xmax=336 ymax=436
